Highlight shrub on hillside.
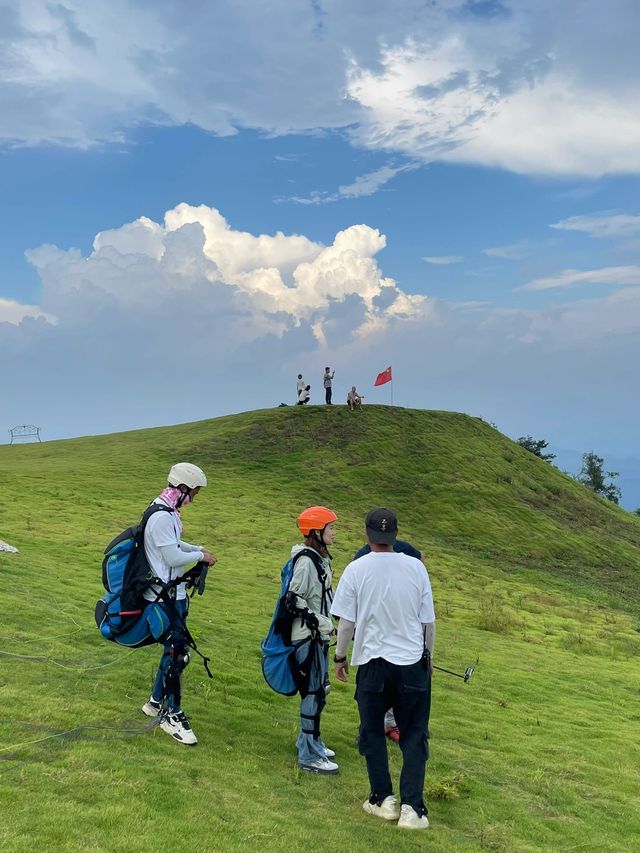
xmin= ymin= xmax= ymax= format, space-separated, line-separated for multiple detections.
xmin=576 ymin=451 xmax=622 ymax=505
xmin=517 ymin=435 xmax=556 ymax=462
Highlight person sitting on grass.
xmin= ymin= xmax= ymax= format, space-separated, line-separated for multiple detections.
xmin=347 ymin=386 xmax=364 ymax=410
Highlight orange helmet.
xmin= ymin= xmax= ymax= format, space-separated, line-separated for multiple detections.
xmin=297 ymin=506 xmax=338 ymax=536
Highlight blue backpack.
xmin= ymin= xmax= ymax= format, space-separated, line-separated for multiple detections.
xmin=261 ymin=548 xmax=327 ymax=696
xmin=95 ymin=504 xmax=176 ymax=648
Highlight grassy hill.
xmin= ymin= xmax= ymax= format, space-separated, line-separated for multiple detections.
xmin=1 ymin=406 xmax=639 ymax=853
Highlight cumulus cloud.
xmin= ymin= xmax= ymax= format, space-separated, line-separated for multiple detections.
xmin=550 ymin=213 xmax=640 ymax=239
xmin=2 ymin=1 xmax=640 ymax=177
xmin=17 ymin=202 xmax=426 ymax=353
xmin=518 ymin=265 xmax=640 ymax=292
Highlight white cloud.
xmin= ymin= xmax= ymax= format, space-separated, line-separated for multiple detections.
xmin=284 ymin=163 xmax=417 ymax=205
xmin=519 ymin=265 xmax=640 ymax=292
xmin=22 ymin=202 xmax=426 ymax=345
xmin=482 ymin=242 xmax=530 ymax=260
xmin=422 ymin=255 xmax=463 ymax=265
xmin=0 ymin=297 xmax=52 ymax=324
xmin=2 ymin=1 xmax=640 ymax=177
xmin=442 ymin=73 xmax=640 ymax=177
xmin=550 ymin=213 xmax=640 ymax=239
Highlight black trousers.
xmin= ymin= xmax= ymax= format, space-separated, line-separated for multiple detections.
xmin=356 ymin=657 xmax=431 ymax=815
xmin=325 ymin=386 xmax=332 ymax=404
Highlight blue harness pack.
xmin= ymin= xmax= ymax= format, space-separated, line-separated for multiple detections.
xmin=95 ymin=504 xmax=175 ymax=647
xmin=261 ymin=548 xmax=327 ymax=696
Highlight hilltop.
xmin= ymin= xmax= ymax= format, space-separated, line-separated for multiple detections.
xmin=1 ymin=406 xmax=639 ymax=853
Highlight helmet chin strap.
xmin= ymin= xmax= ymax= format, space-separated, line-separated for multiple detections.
xmin=176 ymin=486 xmax=191 ymax=509
xmin=310 ymin=528 xmax=332 ymax=561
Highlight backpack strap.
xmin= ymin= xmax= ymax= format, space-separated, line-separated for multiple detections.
xmin=290 ymin=548 xmax=331 ymax=618
xmin=292 ymin=548 xmax=327 ymax=586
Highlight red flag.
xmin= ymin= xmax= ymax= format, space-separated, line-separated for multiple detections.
xmin=374 ymin=366 xmax=392 ymax=387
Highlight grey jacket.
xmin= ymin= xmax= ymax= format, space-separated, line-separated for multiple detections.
xmin=289 ymin=544 xmax=334 ymax=642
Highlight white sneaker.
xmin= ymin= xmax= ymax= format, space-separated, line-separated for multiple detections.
xmin=299 ymin=757 xmax=339 ymax=775
xmin=142 ymin=697 xmax=162 ymax=717
xmin=323 ymin=746 xmax=336 ymax=758
xmin=397 ymin=804 xmax=429 ymax=829
xmin=160 ymin=710 xmax=198 ymax=745
xmin=362 ymin=795 xmax=401 ymax=821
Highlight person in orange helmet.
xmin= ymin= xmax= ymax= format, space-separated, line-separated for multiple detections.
xmin=288 ymin=505 xmax=338 ymax=774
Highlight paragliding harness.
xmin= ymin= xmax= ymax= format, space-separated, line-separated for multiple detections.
xmin=95 ymin=504 xmax=213 ymax=701
xmin=261 ymin=548 xmax=331 ymax=701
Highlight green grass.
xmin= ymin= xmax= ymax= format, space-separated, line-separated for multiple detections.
xmin=1 ymin=405 xmax=640 ymax=852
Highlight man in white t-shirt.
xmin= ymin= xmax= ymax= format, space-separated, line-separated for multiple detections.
xmin=141 ymin=462 xmax=216 ymax=746
xmin=331 ymin=508 xmax=435 ymax=830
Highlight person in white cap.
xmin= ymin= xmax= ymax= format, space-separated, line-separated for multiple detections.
xmin=141 ymin=463 xmax=216 ymax=745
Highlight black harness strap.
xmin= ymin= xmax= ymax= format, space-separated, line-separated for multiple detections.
xmin=147 ymin=574 xmax=213 ymax=679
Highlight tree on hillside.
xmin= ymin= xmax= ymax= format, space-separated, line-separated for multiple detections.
xmin=633 ymin=508 xmax=640 ymax=517
xmin=576 ymin=452 xmax=622 ymax=504
xmin=517 ymin=435 xmax=556 ymax=462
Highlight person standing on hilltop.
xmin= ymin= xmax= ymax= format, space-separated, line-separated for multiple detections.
xmin=141 ymin=463 xmax=217 ymax=745
xmin=323 ymin=367 xmax=335 ymax=405
xmin=288 ymin=506 xmax=339 ymax=774
xmin=331 ymin=508 xmax=435 ymax=829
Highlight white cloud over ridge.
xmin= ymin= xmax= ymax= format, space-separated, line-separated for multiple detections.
xmin=551 ymin=213 xmax=640 ymax=239
xmin=2 ymin=1 xmax=640 ymax=176
xmin=3 ymin=202 xmax=640 ymax=453
xmin=519 ymin=265 xmax=640 ymax=292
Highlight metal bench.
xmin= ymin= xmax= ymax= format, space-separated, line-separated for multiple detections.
xmin=8 ymin=424 xmax=42 ymax=444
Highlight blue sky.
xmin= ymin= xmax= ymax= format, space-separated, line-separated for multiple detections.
xmin=1 ymin=0 xmax=639 ymax=506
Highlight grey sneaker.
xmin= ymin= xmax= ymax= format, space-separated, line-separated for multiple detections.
xmin=299 ymin=757 xmax=339 ymax=775
xmin=397 ymin=804 xmax=429 ymax=829
xmin=362 ymin=795 xmax=401 ymax=821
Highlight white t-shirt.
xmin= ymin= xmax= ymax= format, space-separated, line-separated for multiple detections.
xmin=296 ymin=378 xmax=306 ymax=394
xmin=143 ymin=501 xmax=189 ymax=601
xmin=330 ymin=551 xmax=435 ymax=666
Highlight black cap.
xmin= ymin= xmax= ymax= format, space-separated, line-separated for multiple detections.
xmin=365 ymin=508 xmax=398 ymax=545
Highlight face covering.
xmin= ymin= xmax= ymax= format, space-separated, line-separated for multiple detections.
xmin=159 ymin=485 xmax=191 ymax=511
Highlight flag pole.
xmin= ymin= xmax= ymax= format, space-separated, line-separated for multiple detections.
xmin=390 ymin=379 xmax=393 ymax=406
